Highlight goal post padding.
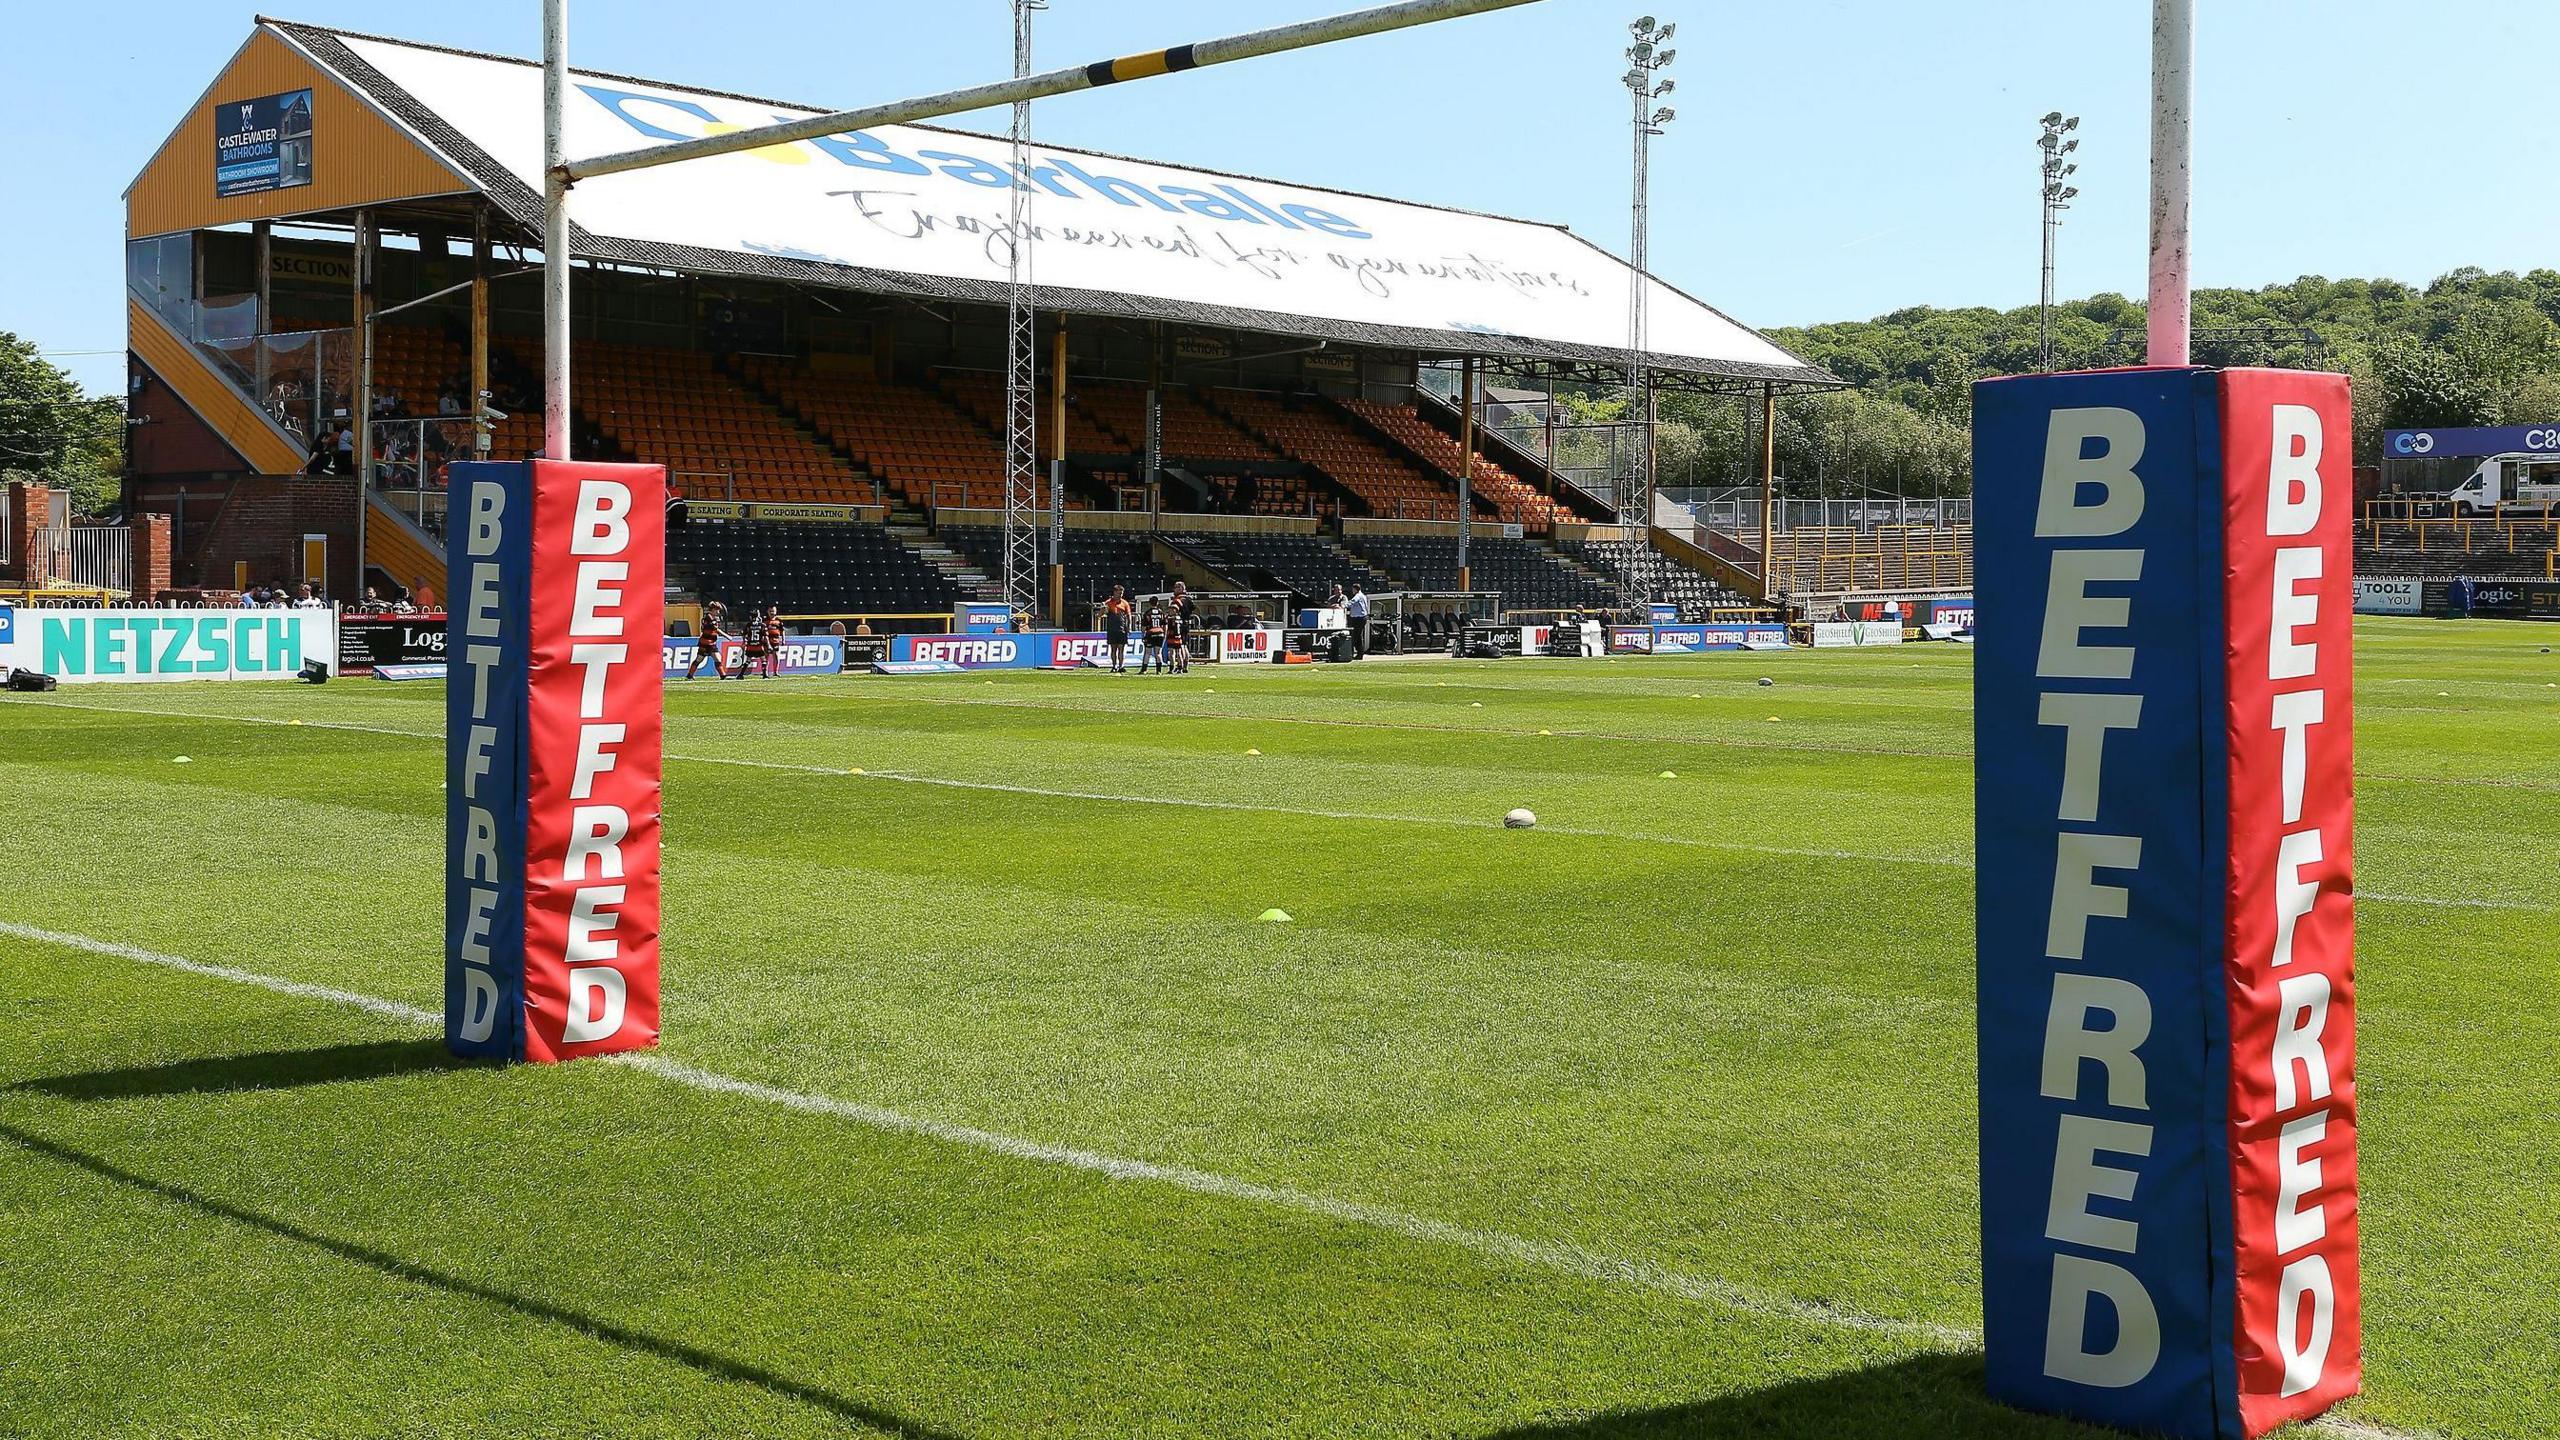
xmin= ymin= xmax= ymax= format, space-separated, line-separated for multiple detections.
xmin=1972 ymin=368 xmax=2358 ymax=1439
xmin=444 ymin=458 xmax=667 ymax=1063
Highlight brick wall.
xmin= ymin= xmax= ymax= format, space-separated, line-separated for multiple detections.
xmin=130 ymin=513 xmax=174 ymax=601
xmin=132 ymin=476 xmax=359 ymax=599
xmin=2 ymin=482 xmax=53 ymax=586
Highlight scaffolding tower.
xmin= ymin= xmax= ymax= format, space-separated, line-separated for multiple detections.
xmin=1000 ymin=0 xmax=1048 ymax=621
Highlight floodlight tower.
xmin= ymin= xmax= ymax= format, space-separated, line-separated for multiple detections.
xmin=1001 ymin=0 xmax=1049 ymax=624
xmin=2037 ymin=111 xmax=2080 ymax=373
xmin=1619 ymin=15 xmax=1674 ymax=610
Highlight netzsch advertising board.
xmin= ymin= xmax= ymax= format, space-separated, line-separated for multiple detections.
xmin=1973 ymin=368 xmax=2358 ymax=1438
xmin=0 ymin=607 xmax=335 ymax=682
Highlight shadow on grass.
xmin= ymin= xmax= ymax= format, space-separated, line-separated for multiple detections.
xmin=1473 ymin=1353 xmax=2137 ymax=1440
xmin=0 ymin=1121 xmax=965 ymax=1440
xmin=13 ymin=1039 xmax=468 ymax=1101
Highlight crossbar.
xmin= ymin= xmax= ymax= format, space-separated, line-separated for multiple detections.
xmin=561 ymin=0 xmax=1541 ymax=183
xmin=538 ymin=0 xmax=1542 ymax=458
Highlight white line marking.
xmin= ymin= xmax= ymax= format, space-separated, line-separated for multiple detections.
xmin=2361 ymin=891 xmax=2559 ymax=914
xmin=0 ymin=920 xmax=437 ymax=1027
xmin=0 ymin=917 xmax=1969 ymax=1348
xmin=16 ymin=698 xmax=2557 ymax=910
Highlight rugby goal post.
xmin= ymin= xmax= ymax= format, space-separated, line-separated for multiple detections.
xmin=448 ymin=1 xmax=1552 ymax=1063
xmin=1970 ymin=3 xmax=2361 ymax=1435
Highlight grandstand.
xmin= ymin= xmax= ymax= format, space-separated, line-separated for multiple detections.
xmin=118 ymin=18 xmax=1846 ymax=624
xmin=2356 ymin=515 xmax=2559 ymax=580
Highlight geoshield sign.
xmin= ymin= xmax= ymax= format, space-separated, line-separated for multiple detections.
xmin=1973 ymin=368 xmax=2358 ymax=1437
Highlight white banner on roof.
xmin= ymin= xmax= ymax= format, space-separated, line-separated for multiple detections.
xmin=328 ymin=31 xmax=1813 ymax=376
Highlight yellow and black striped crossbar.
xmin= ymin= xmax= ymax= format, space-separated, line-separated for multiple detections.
xmin=1085 ymin=45 xmax=1200 ymax=87
xmin=567 ymin=0 xmax=1542 ymax=183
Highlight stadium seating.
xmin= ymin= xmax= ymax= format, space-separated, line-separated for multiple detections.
xmin=739 ymin=357 xmax=1009 ymax=511
xmin=937 ymin=524 xmax=1174 ymax=610
xmin=1338 ymin=398 xmax=1571 ymax=532
xmin=570 ymin=341 xmax=878 ymax=506
xmin=1344 ymin=533 xmax=1616 ymax=611
xmin=1763 ymin=525 xmax=1974 ymax=594
xmin=1169 ymin=532 xmax=1391 ymax=600
xmin=1070 ymin=383 xmax=1321 ymax=516
xmin=2356 ymin=519 xmax=2558 ymax=579
xmin=673 ymin=517 xmax=958 ymax=616
xmin=1557 ymin=534 xmax=1757 ymax=617
xmin=1213 ymin=390 xmax=1457 ymax=520
xmin=939 ymin=372 xmax=1126 ymax=470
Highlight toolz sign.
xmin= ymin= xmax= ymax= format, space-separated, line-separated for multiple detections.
xmin=0 ymin=608 xmax=335 ymax=682
xmin=1974 ymin=369 xmax=2358 ymax=1438
xmin=445 ymin=459 xmax=665 ymax=1064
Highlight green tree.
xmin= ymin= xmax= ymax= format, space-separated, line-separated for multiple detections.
xmin=0 ymin=332 xmax=123 ymax=518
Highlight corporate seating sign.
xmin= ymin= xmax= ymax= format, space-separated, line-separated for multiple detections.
xmin=1973 ymin=368 xmax=2357 ymax=1438
xmin=444 ymin=458 xmax=666 ymax=1063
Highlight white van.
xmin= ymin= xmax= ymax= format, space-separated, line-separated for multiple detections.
xmin=2446 ymin=452 xmax=2560 ymax=515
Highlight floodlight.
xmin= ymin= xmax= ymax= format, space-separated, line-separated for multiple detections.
xmin=1657 ymin=22 xmax=1674 ymax=40
xmin=1630 ymin=39 xmax=1653 ymax=59
xmin=1655 ymin=47 xmax=1675 ymax=66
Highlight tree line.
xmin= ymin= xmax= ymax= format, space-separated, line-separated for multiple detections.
xmin=1502 ymin=268 xmax=2560 ymax=499
xmin=0 ymin=333 xmax=123 ymax=519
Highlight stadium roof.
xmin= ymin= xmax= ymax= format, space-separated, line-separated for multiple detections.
xmin=232 ymin=20 xmax=1836 ymax=389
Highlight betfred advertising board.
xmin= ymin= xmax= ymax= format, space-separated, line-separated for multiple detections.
xmin=660 ymin=634 xmax=844 ymax=677
xmin=888 ymin=631 xmax=1114 ymax=669
xmin=1972 ymin=368 xmax=2357 ymax=1437
xmin=445 ymin=459 xmax=665 ymax=1065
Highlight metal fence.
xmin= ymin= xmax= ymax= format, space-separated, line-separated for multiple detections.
xmin=367 ymin=417 xmax=478 ymax=537
xmin=0 ymin=485 xmax=10 ymax=568
xmin=21 ymin=518 xmax=133 ymax=595
xmin=1663 ymin=489 xmax=1973 ymax=536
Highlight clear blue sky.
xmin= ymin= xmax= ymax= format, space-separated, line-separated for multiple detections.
xmin=10 ymin=0 xmax=2554 ymax=395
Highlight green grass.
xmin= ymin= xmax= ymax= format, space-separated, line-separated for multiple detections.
xmin=1 ymin=618 xmax=2553 ymax=1439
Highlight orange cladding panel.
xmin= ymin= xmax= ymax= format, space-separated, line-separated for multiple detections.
xmin=128 ymin=28 xmax=473 ymax=239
